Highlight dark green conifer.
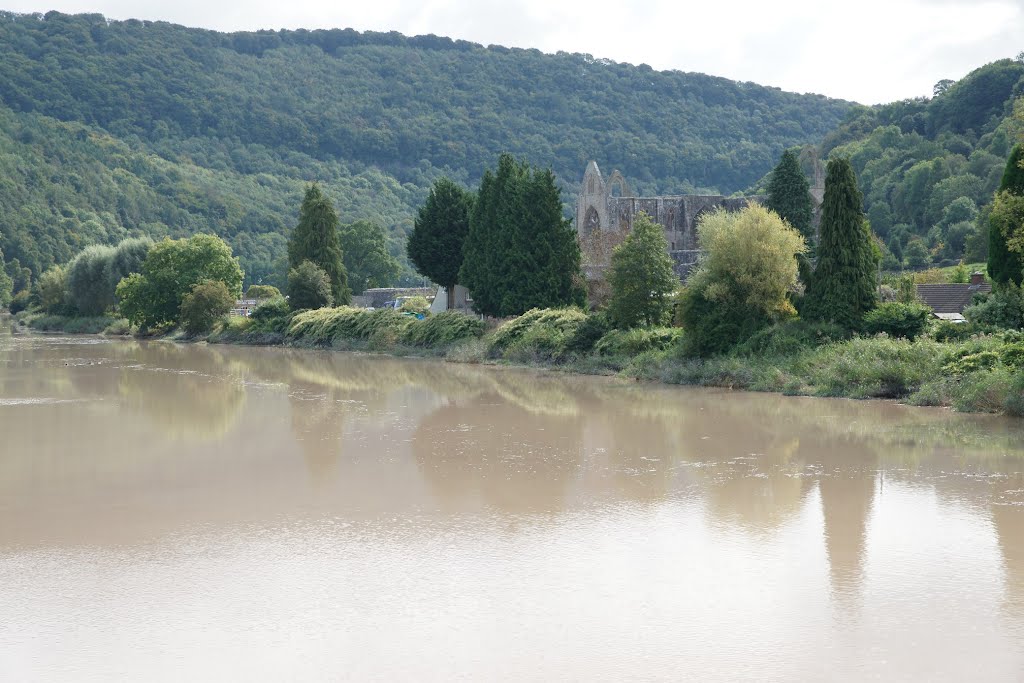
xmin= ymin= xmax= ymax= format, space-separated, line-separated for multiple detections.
xmin=765 ymin=149 xmax=813 ymax=242
xmin=802 ymin=157 xmax=877 ymax=328
xmin=460 ymin=154 xmax=584 ymax=317
xmin=988 ymin=145 xmax=1024 ymax=285
xmin=407 ymin=178 xmax=474 ymax=307
xmin=288 ymin=185 xmax=350 ymax=304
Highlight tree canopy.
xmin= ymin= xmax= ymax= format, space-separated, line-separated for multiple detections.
xmin=765 ymin=149 xmax=813 ymax=242
xmin=802 ymin=158 xmax=878 ymax=328
xmin=338 ymin=219 xmax=401 ymax=294
xmin=811 ymin=59 xmax=1024 ymax=270
xmin=0 ymin=249 xmax=12 ymax=308
xmin=988 ymin=145 xmax=1024 ymax=285
xmin=288 ymin=185 xmax=351 ymax=304
xmin=116 ymin=234 xmax=243 ymax=328
xmin=408 ymin=178 xmax=474 ymax=303
xmin=679 ymin=204 xmax=806 ymax=357
xmin=460 ymin=154 xmax=585 ymax=317
xmin=607 ymin=212 xmax=677 ymax=328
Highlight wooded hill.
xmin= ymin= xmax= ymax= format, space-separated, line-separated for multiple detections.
xmin=814 ymin=59 xmax=1024 ymax=268
xmin=0 ymin=11 xmax=852 ymax=285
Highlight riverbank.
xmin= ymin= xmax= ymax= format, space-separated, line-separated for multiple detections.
xmin=14 ymin=306 xmax=1024 ymax=416
xmin=193 ymin=306 xmax=1024 ymax=417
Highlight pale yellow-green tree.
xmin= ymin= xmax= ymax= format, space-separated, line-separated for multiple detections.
xmin=680 ymin=204 xmax=807 ymax=356
xmin=35 ymin=265 xmax=68 ymax=313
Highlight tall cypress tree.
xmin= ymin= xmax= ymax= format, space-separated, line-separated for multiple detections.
xmin=766 ymin=149 xmax=813 ymax=242
xmin=288 ymin=185 xmax=350 ymax=304
xmin=460 ymin=153 xmax=584 ymax=317
xmin=802 ymin=157 xmax=877 ymax=328
xmin=988 ymin=144 xmax=1024 ymax=286
xmin=407 ymin=178 xmax=474 ymax=307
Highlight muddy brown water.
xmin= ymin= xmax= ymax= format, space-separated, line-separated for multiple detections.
xmin=1 ymin=332 xmax=1023 ymax=681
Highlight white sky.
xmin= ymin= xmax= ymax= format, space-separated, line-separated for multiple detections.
xmin=5 ymin=0 xmax=1022 ymax=104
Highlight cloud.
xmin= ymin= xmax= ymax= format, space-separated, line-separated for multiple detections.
xmin=4 ymin=0 xmax=1022 ymax=103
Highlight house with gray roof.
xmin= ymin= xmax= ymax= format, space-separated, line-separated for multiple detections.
xmin=915 ymin=272 xmax=991 ymax=322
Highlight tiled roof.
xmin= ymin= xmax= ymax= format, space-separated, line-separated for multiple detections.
xmin=916 ymin=283 xmax=992 ymax=314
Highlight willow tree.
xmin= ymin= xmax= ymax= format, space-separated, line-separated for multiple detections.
xmin=679 ymin=204 xmax=807 ymax=357
xmin=288 ymin=184 xmax=350 ymax=304
xmin=802 ymin=157 xmax=877 ymax=329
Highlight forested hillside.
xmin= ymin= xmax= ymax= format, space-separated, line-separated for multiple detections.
xmin=819 ymin=59 xmax=1024 ymax=268
xmin=0 ymin=10 xmax=852 ymax=285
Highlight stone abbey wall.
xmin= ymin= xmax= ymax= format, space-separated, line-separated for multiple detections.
xmin=575 ymin=161 xmax=765 ymax=279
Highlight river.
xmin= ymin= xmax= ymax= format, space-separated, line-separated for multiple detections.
xmin=1 ymin=331 xmax=1023 ymax=681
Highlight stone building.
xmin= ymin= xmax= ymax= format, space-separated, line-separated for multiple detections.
xmin=576 ymin=160 xmax=823 ymax=280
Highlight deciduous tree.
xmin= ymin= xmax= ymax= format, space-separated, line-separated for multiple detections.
xmin=180 ymin=279 xmax=235 ymax=335
xmin=338 ymin=219 xmax=401 ymax=294
xmin=679 ymin=204 xmax=807 ymax=356
xmin=116 ymin=234 xmax=243 ymax=328
xmin=606 ymin=212 xmax=677 ymax=328
xmin=287 ymin=260 xmax=334 ymax=311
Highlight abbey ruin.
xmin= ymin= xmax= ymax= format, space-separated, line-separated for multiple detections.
xmin=576 ymin=160 xmax=823 ymax=279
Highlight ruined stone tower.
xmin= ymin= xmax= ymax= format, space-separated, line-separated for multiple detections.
xmin=576 ymin=161 xmax=763 ymax=279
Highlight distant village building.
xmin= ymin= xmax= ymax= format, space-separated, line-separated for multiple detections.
xmin=230 ymin=298 xmax=261 ymax=317
xmin=575 ymin=159 xmax=824 ymax=281
xmin=916 ymin=272 xmax=991 ymax=322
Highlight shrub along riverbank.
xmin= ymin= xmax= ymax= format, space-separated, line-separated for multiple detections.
xmin=11 ymin=298 xmax=1024 ymax=417
xmin=196 ymin=303 xmax=1024 ymax=417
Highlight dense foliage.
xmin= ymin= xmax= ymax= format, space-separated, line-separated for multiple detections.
xmin=180 ymin=279 xmax=234 ymax=335
xmin=460 ymin=154 xmax=585 ymax=317
xmin=802 ymin=158 xmax=878 ymax=328
xmin=338 ymin=220 xmax=401 ymax=294
xmin=287 ymin=260 xmax=334 ymax=311
xmin=116 ymin=233 xmax=242 ymax=328
xmin=765 ymin=150 xmax=813 ymax=242
xmin=607 ymin=212 xmax=677 ymax=328
xmin=861 ymin=302 xmax=933 ymax=340
xmin=988 ymin=145 xmax=1024 ymax=285
xmin=818 ymin=59 xmax=1024 ymax=269
xmin=0 ymin=248 xmax=13 ymax=308
xmin=408 ymin=178 xmax=474 ymax=305
xmin=0 ymin=11 xmax=852 ymax=286
xmin=65 ymin=237 xmax=151 ymax=315
xmin=680 ymin=205 xmax=806 ymax=356
xmin=288 ymin=185 xmax=351 ymax=304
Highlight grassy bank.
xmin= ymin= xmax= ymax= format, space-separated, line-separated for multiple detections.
xmin=17 ymin=311 xmax=133 ymax=335
xmin=203 ymin=304 xmax=1024 ymax=416
xmin=18 ymin=303 xmax=1024 ymax=417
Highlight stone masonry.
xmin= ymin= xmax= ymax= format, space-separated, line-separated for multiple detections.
xmin=576 ymin=161 xmax=821 ymax=280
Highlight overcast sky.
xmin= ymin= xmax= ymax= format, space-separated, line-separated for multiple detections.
xmin=6 ymin=0 xmax=1022 ymax=104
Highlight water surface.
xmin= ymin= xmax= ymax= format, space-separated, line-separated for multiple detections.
xmin=1 ymin=331 xmax=1023 ymax=681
